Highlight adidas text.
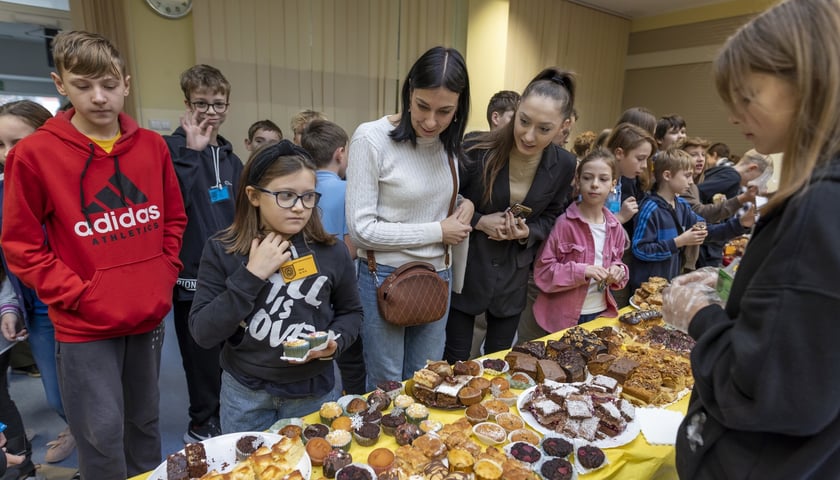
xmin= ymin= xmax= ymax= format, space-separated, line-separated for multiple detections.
xmin=74 ymin=206 xmax=161 ymax=237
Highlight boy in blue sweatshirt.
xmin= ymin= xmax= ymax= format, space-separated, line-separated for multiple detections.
xmin=630 ymin=148 xmax=754 ymax=291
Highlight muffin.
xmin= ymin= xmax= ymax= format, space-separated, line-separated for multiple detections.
xmin=509 ymin=442 xmax=541 ymax=464
xmin=303 ymin=423 xmax=329 ymax=443
xmin=490 ymin=376 xmax=510 ymax=392
xmin=323 ymin=449 xmax=353 ymax=478
xmin=325 ymin=429 xmax=352 ymax=451
xmin=305 ymin=331 xmax=329 ymax=349
xmin=467 ymin=377 xmax=491 ymax=396
xmin=345 ymin=397 xmax=369 ymax=415
xmin=413 ymin=433 xmax=446 ymax=461
xmin=405 ymin=403 xmax=429 ymax=425
xmin=352 ymin=422 xmax=381 ymax=447
xmin=472 ymin=422 xmax=507 ymax=445
xmin=331 ymin=416 xmax=353 ymax=432
xmin=278 ymin=424 xmax=302 ymax=440
xmin=336 ymin=464 xmax=374 ymax=480
xmin=376 ymin=380 xmax=403 ymax=399
xmin=320 ymin=402 xmax=343 ymax=424
xmin=480 ymin=399 xmax=510 ymax=419
xmin=234 ymin=435 xmax=263 ymax=461
xmin=394 ymin=423 xmax=421 ymax=446
xmin=577 ymin=445 xmax=606 ymax=469
xmin=282 ymin=338 xmax=310 ymax=358
xmin=367 ymin=448 xmax=395 ymax=475
xmin=304 ymin=437 xmax=331 ymax=466
xmin=381 ymin=411 xmax=406 ymax=436
xmin=360 ymin=409 xmax=382 ymax=425
xmin=542 ymin=437 xmax=573 ymax=458
xmin=464 ymin=403 xmax=489 ymax=425
xmin=540 ymin=458 xmax=573 ymax=480
xmin=507 ymin=429 xmax=541 ymax=446
xmin=457 ymin=386 xmax=482 ymax=406
xmin=366 ymin=390 xmax=392 ymax=412
xmin=494 ymin=412 xmax=524 ymax=432
xmin=394 ymin=394 xmax=415 ymax=410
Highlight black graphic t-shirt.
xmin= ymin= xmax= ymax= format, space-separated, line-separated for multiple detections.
xmin=189 ymin=233 xmax=362 ymax=396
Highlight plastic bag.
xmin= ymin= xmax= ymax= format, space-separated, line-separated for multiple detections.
xmin=661 ymin=267 xmax=722 ymax=332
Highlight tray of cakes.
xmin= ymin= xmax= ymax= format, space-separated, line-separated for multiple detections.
xmin=406 ymin=360 xmax=492 ymax=410
xmin=149 ymin=432 xmax=310 ymax=480
xmin=517 ymin=376 xmax=640 ymax=449
xmin=629 ymin=276 xmax=668 ymax=310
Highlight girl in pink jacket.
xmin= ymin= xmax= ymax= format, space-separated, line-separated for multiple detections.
xmin=533 ymin=149 xmax=629 ymax=333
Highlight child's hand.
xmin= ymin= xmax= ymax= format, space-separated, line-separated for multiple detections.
xmin=739 ymin=204 xmax=757 ymax=228
xmin=246 ymin=233 xmax=292 ymax=280
xmin=180 ymin=109 xmax=213 ymax=152
xmin=616 ymin=197 xmax=638 ymax=224
xmin=0 ymin=314 xmax=24 ymax=342
xmin=286 ymin=339 xmax=338 ymax=364
xmin=674 ymin=228 xmax=707 ymax=247
xmin=584 ymin=265 xmax=610 ymax=282
xmin=606 ymin=265 xmax=626 ymax=285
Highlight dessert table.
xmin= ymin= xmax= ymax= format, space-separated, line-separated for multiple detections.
xmin=134 ymin=310 xmax=687 ymax=480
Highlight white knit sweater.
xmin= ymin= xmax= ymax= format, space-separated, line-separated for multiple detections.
xmin=346 ymin=116 xmax=457 ymax=270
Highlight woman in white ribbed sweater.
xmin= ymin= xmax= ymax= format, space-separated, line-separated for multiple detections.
xmin=346 ymin=46 xmax=473 ymax=390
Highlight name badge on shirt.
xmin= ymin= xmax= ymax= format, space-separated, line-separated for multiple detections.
xmin=280 ymin=254 xmax=319 ymax=283
xmin=209 ymin=184 xmax=231 ymax=203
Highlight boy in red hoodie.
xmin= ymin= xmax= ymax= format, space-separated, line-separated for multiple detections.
xmin=0 ymin=31 xmax=186 ymax=479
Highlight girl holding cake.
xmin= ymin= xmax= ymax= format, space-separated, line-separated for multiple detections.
xmin=531 ymin=148 xmax=628 ymax=334
xmin=664 ymin=0 xmax=840 ymax=477
xmin=190 ymin=140 xmax=362 ymax=433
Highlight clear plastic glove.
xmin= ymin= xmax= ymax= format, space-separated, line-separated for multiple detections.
xmin=661 ymin=267 xmax=722 ymax=332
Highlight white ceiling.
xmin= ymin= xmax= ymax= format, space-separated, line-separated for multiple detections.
xmin=571 ymin=0 xmax=731 ymax=19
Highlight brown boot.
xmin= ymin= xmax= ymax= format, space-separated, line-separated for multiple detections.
xmin=44 ymin=427 xmax=75 ymax=463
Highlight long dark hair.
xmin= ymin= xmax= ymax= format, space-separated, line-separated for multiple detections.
xmin=470 ymin=67 xmax=575 ymax=207
xmin=219 ymin=140 xmax=335 ymax=255
xmin=389 ymin=46 xmax=470 ymax=159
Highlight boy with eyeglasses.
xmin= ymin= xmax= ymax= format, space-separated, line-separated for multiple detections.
xmin=164 ymin=64 xmax=242 ymax=443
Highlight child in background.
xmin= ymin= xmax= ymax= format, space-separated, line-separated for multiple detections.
xmin=244 ymin=119 xmax=283 ymax=153
xmin=630 ymin=148 xmax=753 ymax=291
xmin=189 ymin=140 xmax=362 ymax=432
xmin=290 ymin=109 xmax=327 ymax=145
xmin=0 ymin=100 xmax=77 ymax=464
xmin=533 ymin=149 xmax=628 ymax=333
xmin=654 ymin=114 xmax=687 ymax=150
xmin=164 ymin=64 xmax=242 ymax=443
xmin=2 ymin=31 xmax=186 ymax=479
xmin=300 ymin=119 xmax=366 ymax=395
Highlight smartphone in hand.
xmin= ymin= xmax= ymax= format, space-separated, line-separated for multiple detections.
xmin=506 ymin=203 xmax=533 ymax=219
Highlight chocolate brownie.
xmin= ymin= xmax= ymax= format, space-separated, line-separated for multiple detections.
xmin=541 ymin=458 xmax=573 ymax=480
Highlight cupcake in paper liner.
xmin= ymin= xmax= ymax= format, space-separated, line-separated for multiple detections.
xmin=572 ymin=440 xmax=608 ymax=475
xmin=325 ymin=429 xmax=352 ymax=451
xmin=282 ymin=338 xmax=309 ymax=359
xmin=319 ymin=401 xmax=343 ymax=425
xmin=234 ymin=434 xmax=264 ymax=462
xmin=305 ymin=331 xmax=329 ymax=349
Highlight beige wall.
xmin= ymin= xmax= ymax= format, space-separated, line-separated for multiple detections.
xmin=465 ymin=0 xmax=510 ymax=133
xmin=124 ymin=0 xmax=195 ymax=135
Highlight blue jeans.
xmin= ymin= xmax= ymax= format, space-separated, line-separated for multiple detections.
xmin=220 ymin=370 xmax=341 ymax=433
xmin=578 ymin=311 xmax=604 ymax=325
xmin=357 ymin=259 xmax=451 ymax=392
xmin=28 ymin=313 xmax=65 ymax=419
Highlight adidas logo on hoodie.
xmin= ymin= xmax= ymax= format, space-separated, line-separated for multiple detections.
xmin=74 ymin=173 xmax=161 ymax=238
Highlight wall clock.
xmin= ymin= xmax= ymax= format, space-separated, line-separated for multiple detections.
xmin=145 ymin=0 xmax=192 ymax=19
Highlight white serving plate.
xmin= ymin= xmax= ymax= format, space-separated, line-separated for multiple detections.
xmin=148 ymin=432 xmax=311 ymax=480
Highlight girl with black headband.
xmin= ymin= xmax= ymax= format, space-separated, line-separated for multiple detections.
xmin=443 ymin=67 xmax=578 ymax=362
xmin=189 ymin=140 xmax=362 ymax=432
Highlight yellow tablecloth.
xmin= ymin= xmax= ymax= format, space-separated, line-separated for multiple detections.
xmin=134 ymin=312 xmax=687 ymax=480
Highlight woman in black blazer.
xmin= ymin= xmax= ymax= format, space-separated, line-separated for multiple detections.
xmin=444 ymin=68 xmax=577 ymax=362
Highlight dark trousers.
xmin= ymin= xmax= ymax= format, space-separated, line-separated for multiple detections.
xmin=444 ymin=307 xmax=520 ymax=362
xmin=173 ymin=300 xmax=221 ymax=426
xmin=0 ymin=350 xmax=28 ymax=460
xmin=336 ymin=338 xmax=367 ymax=395
xmin=58 ymin=324 xmax=164 ymax=479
